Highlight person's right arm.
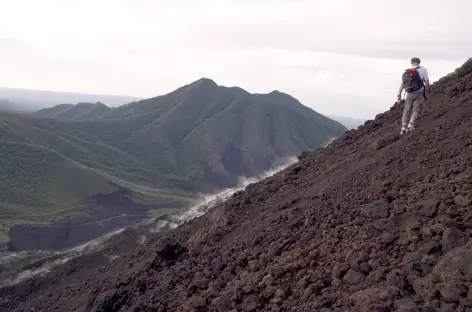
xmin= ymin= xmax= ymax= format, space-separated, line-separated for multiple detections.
xmin=397 ymin=82 xmax=404 ymax=101
xmin=424 ymin=68 xmax=431 ymax=93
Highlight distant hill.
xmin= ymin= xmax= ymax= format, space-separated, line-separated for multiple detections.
xmin=0 ymin=78 xmax=346 ymax=242
xmin=326 ymin=114 xmax=367 ymax=130
xmin=0 ymin=87 xmax=142 ymax=112
xmin=0 ymin=99 xmax=25 ymax=113
xmin=34 ymin=104 xmax=74 ymax=117
xmin=35 ymin=102 xmax=110 ymax=121
xmin=0 ymin=99 xmax=14 ymax=112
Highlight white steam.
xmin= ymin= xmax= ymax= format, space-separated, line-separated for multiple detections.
xmin=3 ymin=257 xmax=71 ymax=286
xmin=0 ymin=228 xmax=126 ymax=287
xmin=1 ymin=156 xmax=298 ymax=286
xmin=170 ymin=156 xmax=298 ymax=225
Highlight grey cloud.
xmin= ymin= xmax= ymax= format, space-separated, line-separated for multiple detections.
xmin=337 ymin=38 xmax=472 ymax=61
xmin=177 ymin=21 xmax=472 ymax=61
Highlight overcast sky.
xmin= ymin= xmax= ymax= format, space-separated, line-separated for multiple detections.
xmin=1 ymin=0 xmax=471 ymax=118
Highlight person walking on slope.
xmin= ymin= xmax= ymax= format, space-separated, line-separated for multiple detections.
xmin=397 ymin=57 xmax=430 ymax=135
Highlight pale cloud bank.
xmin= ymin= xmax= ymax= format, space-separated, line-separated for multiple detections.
xmin=0 ymin=0 xmax=470 ymax=118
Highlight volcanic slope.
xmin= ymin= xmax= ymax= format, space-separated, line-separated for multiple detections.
xmin=2 ymin=59 xmax=472 ymax=311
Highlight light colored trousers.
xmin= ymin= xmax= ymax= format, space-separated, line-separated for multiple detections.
xmin=402 ymin=89 xmax=424 ymax=129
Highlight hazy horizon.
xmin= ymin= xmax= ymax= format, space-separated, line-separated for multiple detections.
xmin=0 ymin=83 xmax=367 ymax=123
xmin=0 ymin=86 xmax=143 ymax=110
xmin=1 ymin=0 xmax=471 ymax=118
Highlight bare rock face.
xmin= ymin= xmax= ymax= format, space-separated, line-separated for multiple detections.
xmin=381 ymin=232 xmax=396 ymax=245
xmin=372 ymin=134 xmax=400 ymax=150
xmin=261 ymin=274 xmax=276 ymax=286
xmin=454 ymin=195 xmax=471 ymax=207
xmin=411 ymin=246 xmax=472 ymax=304
xmin=344 ymin=269 xmax=366 ymax=285
xmin=350 ymin=286 xmax=400 ymax=310
xmin=212 ymin=296 xmax=232 ymax=312
xmin=412 ymin=277 xmax=438 ymax=301
xmin=412 ymin=198 xmax=441 ymax=217
xmin=91 ymin=289 xmax=128 ymax=312
xmin=437 ymin=281 xmax=467 ymax=302
xmin=361 ymin=199 xmax=391 ymax=219
xmin=3 ymin=59 xmax=472 ymax=312
xmin=441 ymin=227 xmax=465 ymax=252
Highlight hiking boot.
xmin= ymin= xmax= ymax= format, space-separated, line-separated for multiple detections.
xmin=407 ymin=125 xmax=415 ymax=132
xmin=400 ymin=129 xmax=407 ymax=135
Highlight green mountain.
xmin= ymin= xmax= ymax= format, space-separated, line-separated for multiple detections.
xmin=0 ymin=78 xmax=346 ymax=242
xmin=33 ymin=79 xmax=346 ymax=189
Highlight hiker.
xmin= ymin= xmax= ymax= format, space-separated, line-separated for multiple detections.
xmin=397 ymin=57 xmax=430 ymax=135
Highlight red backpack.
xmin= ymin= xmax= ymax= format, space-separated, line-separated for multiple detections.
xmin=402 ymin=67 xmax=424 ymax=93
